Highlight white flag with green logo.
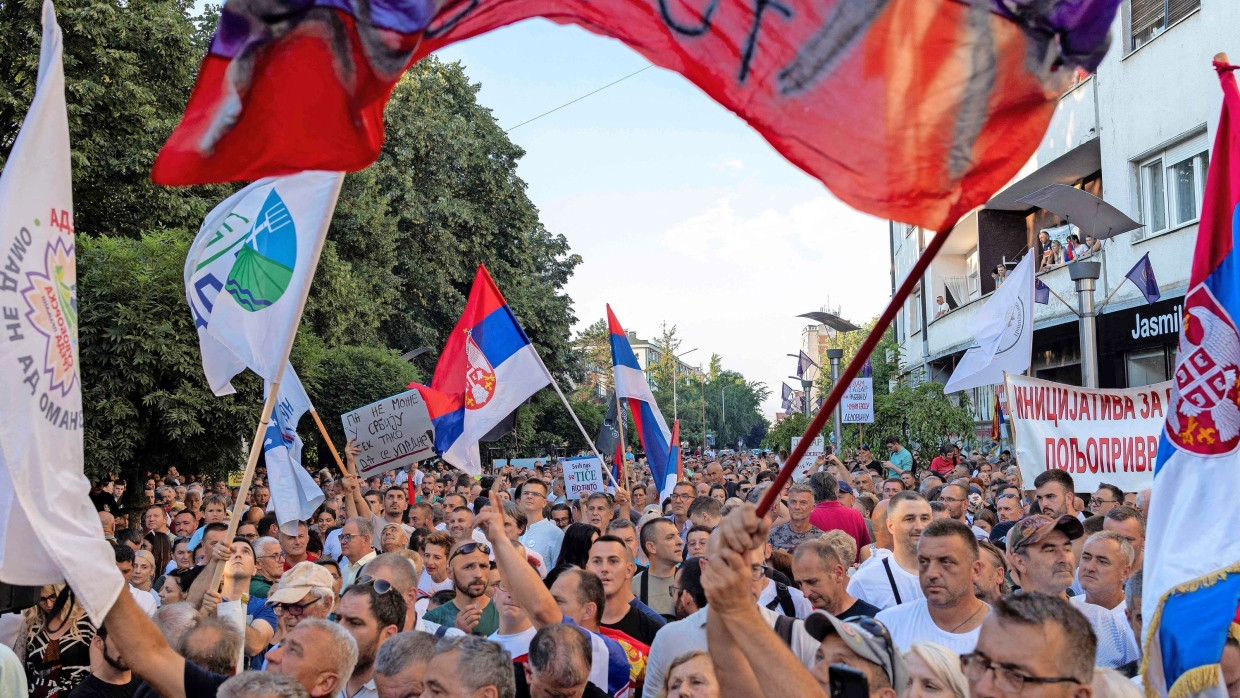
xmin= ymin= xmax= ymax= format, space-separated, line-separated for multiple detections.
xmin=185 ymin=171 xmax=343 ymax=395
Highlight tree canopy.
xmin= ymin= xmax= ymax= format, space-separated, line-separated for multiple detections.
xmin=1 ymin=0 xmax=586 ymax=483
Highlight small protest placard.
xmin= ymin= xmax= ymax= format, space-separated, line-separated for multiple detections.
xmin=841 ymin=377 xmax=875 ymax=424
xmin=790 ymin=435 xmax=825 ymax=482
xmin=564 ymin=456 xmax=604 ymax=500
xmin=341 ymin=389 xmax=436 ymax=478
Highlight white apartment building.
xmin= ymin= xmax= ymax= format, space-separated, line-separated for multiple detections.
xmin=889 ymin=0 xmax=1225 ymax=439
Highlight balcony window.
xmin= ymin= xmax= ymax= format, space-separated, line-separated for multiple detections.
xmin=965 ymin=248 xmax=980 ymax=296
xmin=1137 ymin=133 xmax=1208 ymax=235
xmin=1129 ymin=0 xmax=1200 ymax=51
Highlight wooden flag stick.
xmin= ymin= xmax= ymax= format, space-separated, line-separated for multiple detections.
xmin=205 ymin=372 xmax=283 ymax=595
xmin=309 ymin=408 xmax=348 ymax=476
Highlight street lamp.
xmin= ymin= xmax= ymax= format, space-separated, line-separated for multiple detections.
xmin=797 ymin=310 xmax=860 ymax=446
xmin=787 ymin=376 xmax=811 ymax=418
xmin=672 ymin=347 xmax=698 ymax=420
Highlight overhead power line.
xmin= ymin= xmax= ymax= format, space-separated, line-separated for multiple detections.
xmin=504 ymin=65 xmax=653 ymax=133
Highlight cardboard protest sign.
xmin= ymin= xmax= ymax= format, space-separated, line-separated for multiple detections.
xmin=842 ymin=377 xmax=875 ymax=424
xmin=790 ymin=436 xmax=825 ymax=482
xmin=341 ymin=389 xmax=436 ymax=477
xmin=564 ymin=456 xmax=605 ymax=500
xmin=1005 ymin=374 xmax=1171 ymax=492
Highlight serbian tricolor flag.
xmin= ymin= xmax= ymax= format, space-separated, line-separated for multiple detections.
xmin=607 ymin=306 xmax=674 ymax=503
xmin=417 ymin=266 xmax=549 ymax=476
xmin=153 ymin=1 xmax=1121 ymax=234
xmin=667 ymin=420 xmax=683 ymax=487
xmin=1144 ymin=60 xmax=1240 ymax=698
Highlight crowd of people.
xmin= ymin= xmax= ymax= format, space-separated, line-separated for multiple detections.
xmin=0 ymin=434 xmax=1224 ymax=698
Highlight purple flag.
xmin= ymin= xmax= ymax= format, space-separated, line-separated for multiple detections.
xmin=1125 ymin=252 xmax=1161 ymax=304
xmin=1034 ymin=279 xmax=1050 ymax=305
xmin=796 ymin=351 xmax=817 ymax=379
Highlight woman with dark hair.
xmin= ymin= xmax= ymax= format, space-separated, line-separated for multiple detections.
xmin=544 ymin=522 xmax=600 ymax=588
xmin=142 ymin=531 xmax=173 ymax=577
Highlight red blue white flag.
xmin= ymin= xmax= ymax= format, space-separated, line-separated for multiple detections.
xmin=153 ymin=0 xmax=1122 ymax=234
xmin=1145 ymin=61 xmax=1240 ymax=698
xmin=607 ymin=306 xmax=674 ymax=502
xmin=422 ymin=265 xmax=549 ymax=475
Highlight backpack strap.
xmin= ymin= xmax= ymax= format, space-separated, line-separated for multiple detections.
xmin=882 ymin=557 xmax=903 ymax=605
xmin=638 ymin=567 xmax=650 ymax=604
xmin=764 ymin=582 xmax=797 ymax=617
xmin=434 ymin=624 xmax=449 ymax=638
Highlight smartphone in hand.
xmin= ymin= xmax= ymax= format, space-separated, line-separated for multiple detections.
xmin=829 ymin=664 xmax=870 ymax=698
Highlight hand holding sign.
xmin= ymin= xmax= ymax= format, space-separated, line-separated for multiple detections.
xmin=341 ymin=389 xmax=436 ymax=478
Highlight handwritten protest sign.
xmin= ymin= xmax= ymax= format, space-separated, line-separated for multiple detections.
xmin=790 ymin=436 xmax=825 ymax=482
xmin=341 ymin=389 xmax=436 ymax=478
xmin=842 ymin=377 xmax=874 ymax=424
xmin=564 ymin=456 xmax=605 ymax=500
xmin=1005 ymin=374 xmax=1172 ymax=492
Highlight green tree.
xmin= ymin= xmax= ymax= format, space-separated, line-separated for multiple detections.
xmin=570 ymin=319 xmax=610 ymax=402
xmin=763 ymin=413 xmax=809 ymax=453
xmin=835 ymin=382 xmax=975 ymax=456
xmin=0 ymin=0 xmax=232 ymax=237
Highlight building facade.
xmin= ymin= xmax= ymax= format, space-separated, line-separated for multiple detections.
xmin=889 ymin=0 xmax=1222 ymax=438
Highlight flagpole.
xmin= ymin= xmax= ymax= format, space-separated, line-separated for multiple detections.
xmin=531 ymin=350 xmax=621 ymax=489
xmin=1044 ymin=285 xmax=1080 ymax=316
xmin=308 ymin=408 xmax=348 ymax=476
xmin=615 ymin=389 xmax=629 ymax=490
xmin=1095 ymin=278 xmax=1128 ymax=311
xmin=757 ymin=226 xmax=954 ymax=518
xmin=206 ymin=365 xmax=286 ymax=595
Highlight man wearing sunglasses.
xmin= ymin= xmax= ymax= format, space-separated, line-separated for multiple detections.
xmin=421 ymin=541 xmax=499 ymax=636
xmin=334 ymin=580 xmax=407 ymax=698
xmin=965 ymin=593 xmax=1095 ymax=698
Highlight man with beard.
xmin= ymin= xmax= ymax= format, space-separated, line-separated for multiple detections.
xmin=333 ymin=580 xmax=406 ymax=698
xmin=1007 ymin=515 xmax=1138 ymax=668
xmin=791 ymin=539 xmax=879 ymax=619
xmin=876 ymin=519 xmax=988 ymax=654
xmin=847 ymin=492 xmax=929 ymax=609
xmin=422 ymin=541 xmax=499 ymax=636
xmin=68 ymin=624 xmax=138 ymax=698
xmin=938 ymin=484 xmax=970 ymax=525
xmin=973 ymin=540 xmax=1009 ymax=605
xmin=171 ymin=511 xmax=197 ymax=539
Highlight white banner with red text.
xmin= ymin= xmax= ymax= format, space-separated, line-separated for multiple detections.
xmin=1004 ymin=373 xmax=1172 ymax=493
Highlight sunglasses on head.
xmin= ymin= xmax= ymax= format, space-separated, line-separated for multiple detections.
xmin=449 ymin=542 xmax=491 ymax=562
xmin=355 ymin=575 xmax=395 ymax=595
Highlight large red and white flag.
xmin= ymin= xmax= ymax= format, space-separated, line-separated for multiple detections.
xmin=0 ymin=0 xmax=125 ymax=624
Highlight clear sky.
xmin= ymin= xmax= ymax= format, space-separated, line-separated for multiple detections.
xmin=432 ymin=19 xmax=893 ymax=421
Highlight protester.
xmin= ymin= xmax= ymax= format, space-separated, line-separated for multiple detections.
xmin=250 ymin=537 xmax=284 ymax=599
xmin=884 ymin=436 xmax=913 ymax=476
xmin=964 ymin=593 xmax=1094 ymax=698
xmin=215 ymin=672 xmax=306 ymax=698
xmin=848 ymin=492 xmax=929 ymax=609
xmin=876 ymin=520 xmax=988 ymax=654
xmin=263 ymin=619 xmax=358 ymax=698
xmin=904 ymin=642 xmax=968 ymax=698
xmin=518 ymin=479 xmax=564 ymax=566
xmin=25 ymin=586 xmax=96 ymax=696
xmin=1074 ymin=532 xmax=1139 ymax=660
xmin=339 ymin=517 xmax=379 ymax=589
xmin=1032 ymin=471 xmax=1080 ymax=521
xmin=422 ymin=541 xmax=499 ymax=636
xmin=684 ymin=527 xmax=711 ymax=560
xmin=1005 ymin=515 xmax=1138 ymax=668
xmin=1102 ymin=506 xmax=1146 ymax=570
xmin=586 ymin=536 xmax=664 ymax=644
xmin=791 ymin=539 xmax=880 ymax=618
xmin=634 ymin=519 xmax=682 ymax=619
xmin=372 ymin=631 xmax=438 ymax=698
xmin=973 ymin=541 xmax=1009 ymax=606
xmin=361 ymin=553 xmax=462 ymax=637
xmin=332 ymin=580 xmax=406 ymax=698
xmin=807 ymin=473 xmax=872 ymax=561
xmin=659 ymin=650 xmax=719 ymax=698
xmin=421 ymin=635 xmax=516 ymax=698
xmin=524 ymin=624 xmax=611 ymax=698
xmin=265 ymin=561 xmax=336 ymax=641
xmin=768 ymin=484 xmax=820 ymax=553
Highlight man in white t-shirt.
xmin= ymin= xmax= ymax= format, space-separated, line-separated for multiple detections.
xmin=1074 ymin=531 xmax=1139 ymax=661
xmin=847 ymin=492 xmax=929 ymax=609
xmin=876 ymin=519 xmax=989 ymax=654
xmin=517 ymin=479 xmax=563 ymax=566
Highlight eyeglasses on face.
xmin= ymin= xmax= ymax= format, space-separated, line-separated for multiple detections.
xmin=1090 ymin=497 xmax=1115 ymax=505
xmin=272 ymin=597 xmax=322 ymax=617
xmin=960 ymin=653 xmax=1081 ymax=693
xmin=338 ymin=532 xmax=365 ymax=544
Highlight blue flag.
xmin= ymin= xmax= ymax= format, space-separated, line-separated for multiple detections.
xmin=796 ymin=350 xmax=817 ymax=379
xmin=1034 ymin=279 xmax=1050 ymax=305
xmin=1125 ymin=252 xmax=1161 ymax=304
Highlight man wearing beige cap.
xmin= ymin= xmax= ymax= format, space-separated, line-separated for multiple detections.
xmin=803 ymin=612 xmax=905 ymax=698
xmin=266 ymin=562 xmax=336 ymax=631
xmin=1006 ymin=514 xmax=1137 ymax=669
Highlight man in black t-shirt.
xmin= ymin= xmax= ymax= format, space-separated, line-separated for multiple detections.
xmin=791 ymin=539 xmax=881 ymax=619
xmin=585 ymin=536 xmax=664 ymax=645
xmin=67 ymin=624 xmax=139 ymax=698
